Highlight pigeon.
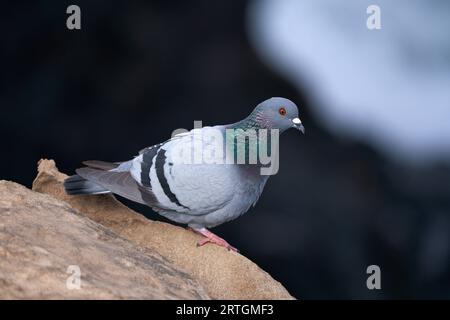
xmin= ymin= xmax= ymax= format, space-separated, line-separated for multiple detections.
xmin=64 ymin=97 xmax=304 ymax=252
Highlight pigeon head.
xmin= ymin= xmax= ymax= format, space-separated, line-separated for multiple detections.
xmin=252 ymin=97 xmax=304 ymax=133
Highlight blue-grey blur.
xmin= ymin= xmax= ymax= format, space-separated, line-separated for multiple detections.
xmin=1 ymin=1 xmax=450 ymax=299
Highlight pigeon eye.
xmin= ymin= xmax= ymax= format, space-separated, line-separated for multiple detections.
xmin=278 ymin=107 xmax=286 ymax=116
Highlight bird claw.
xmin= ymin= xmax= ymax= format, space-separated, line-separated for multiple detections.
xmin=196 ymin=237 xmax=239 ymax=252
xmin=189 ymin=227 xmax=239 ymax=252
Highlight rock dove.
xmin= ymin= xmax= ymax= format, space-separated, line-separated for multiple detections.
xmin=64 ymin=97 xmax=304 ymax=252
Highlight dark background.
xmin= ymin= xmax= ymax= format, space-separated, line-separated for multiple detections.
xmin=1 ymin=1 xmax=450 ymax=299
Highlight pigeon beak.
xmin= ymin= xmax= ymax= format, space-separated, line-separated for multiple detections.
xmin=292 ymin=118 xmax=305 ymax=134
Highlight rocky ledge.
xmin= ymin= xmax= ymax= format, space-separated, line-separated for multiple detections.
xmin=0 ymin=159 xmax=293 ymax=299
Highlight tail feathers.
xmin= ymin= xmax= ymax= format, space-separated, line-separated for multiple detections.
xmin=75 ymin=167 xmax=153 ymax=205
xmin=82 ymin=160 xmax=121 ymax=171
xmin=64 ymin=174 xmax=111 ymax=195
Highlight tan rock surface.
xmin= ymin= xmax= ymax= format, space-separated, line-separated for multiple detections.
xmin=0 ymin=180 xmax=209 ymax=299
xmin=32 ymin=159 xmax=294 ymax=299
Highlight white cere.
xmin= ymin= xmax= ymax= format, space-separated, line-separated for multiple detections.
xmin=292 ymin=118 xmax=302 ymax=124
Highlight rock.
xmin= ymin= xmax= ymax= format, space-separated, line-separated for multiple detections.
xmin=32 ymin=159 xmax=294 ymax=299
xmin=0 ymin=180 xmax=209 ymax=299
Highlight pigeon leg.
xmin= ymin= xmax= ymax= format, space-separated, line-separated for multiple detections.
xmin=188 ymin=227 xmax=239 ymax=252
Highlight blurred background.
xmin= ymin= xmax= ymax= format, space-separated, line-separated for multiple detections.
xmin=1 ymin=0 xmax=450 ymax=299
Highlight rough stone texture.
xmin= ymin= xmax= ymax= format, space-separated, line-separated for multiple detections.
xmin=32 ymin=159 xmax=294 ymax=299
xmin=0 ymin=180 xmax=209 ymax=299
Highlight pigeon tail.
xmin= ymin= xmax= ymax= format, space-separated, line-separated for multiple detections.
xmin=64 ymin=160 xmax=122 ymax=195
xmin=64 ymin=174 xmax=111 ymax=195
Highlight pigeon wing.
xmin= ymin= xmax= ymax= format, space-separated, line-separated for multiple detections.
xmin=131 ymin=127 xmax=236 ymax=216
xmin=75 ymin=167 xmax=162 ymax=209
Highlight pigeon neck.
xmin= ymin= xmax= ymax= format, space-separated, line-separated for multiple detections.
xmin=229 ymin=110 xmax=269 ymax=130
xmin=225 ymin=111 xmax=274 ymax=168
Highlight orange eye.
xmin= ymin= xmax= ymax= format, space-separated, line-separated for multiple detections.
xmin=278 ymin=107 xmax=286 ymax=116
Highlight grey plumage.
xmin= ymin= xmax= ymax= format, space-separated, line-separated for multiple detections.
xmin=64 ymin=174 xmax=110 ymax=195
xmin=64 ymin=97 xmax=304 ymax=250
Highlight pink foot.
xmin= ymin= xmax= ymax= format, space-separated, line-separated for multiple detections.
xmin=188 ymin=227 xmax=239 ymax=252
